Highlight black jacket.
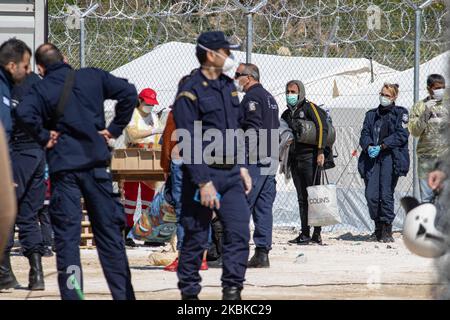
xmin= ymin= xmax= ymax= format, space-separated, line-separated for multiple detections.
xmin=15 ymin=62 xmax=137 ymax=174
xmin=281 ymin=99 xmax=329 ymax=157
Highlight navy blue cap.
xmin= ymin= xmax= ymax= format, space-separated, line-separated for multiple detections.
xmin=197 ymin=31 xmax=240 ymax=50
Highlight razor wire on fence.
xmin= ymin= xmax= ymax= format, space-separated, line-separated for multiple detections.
xmin=48 ymin=0 xmax=449 ymax=233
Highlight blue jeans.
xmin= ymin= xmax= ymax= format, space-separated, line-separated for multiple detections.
xmin=170 ymin=160 xmax=184 ymax=250
xmin=170 ymin=160 xmax=212 ymax=251
xmin=420 ymin=178 xmax=435 ymax=203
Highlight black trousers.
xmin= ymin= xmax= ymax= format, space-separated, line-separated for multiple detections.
xmin=290 ymin=153 xmax=322 ymax=235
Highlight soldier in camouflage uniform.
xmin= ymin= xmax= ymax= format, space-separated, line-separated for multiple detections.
xmin=409 ymin=74 xmax=448 ymax=203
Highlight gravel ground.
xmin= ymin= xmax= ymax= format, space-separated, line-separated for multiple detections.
xmin=0 ymin=229 xmax=440 ymax=300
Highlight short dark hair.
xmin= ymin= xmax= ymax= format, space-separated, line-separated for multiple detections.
xmin=427 ymin=74 xmax=445 ymax=88
xmin=195 ymin=46 xmax=207 ymax=65
xmin=35 ymin=43 xmax=64 ymax=67
xmin=240 ymin=63 xmax=260 ymax=81
xmin=0 ymin=38 xmax=32 ymax=67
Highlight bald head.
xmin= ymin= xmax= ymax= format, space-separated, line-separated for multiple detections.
xmin=35 ymin=43 xmax=64 ymax=67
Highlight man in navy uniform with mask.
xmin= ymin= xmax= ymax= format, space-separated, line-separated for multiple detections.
xmin=15 ymin=43 xmax=137 ymax=300
xmin=173 ymin=31 xmax=252 ymax=300
xmin=234 ymin=63 xmax=279 ymax=268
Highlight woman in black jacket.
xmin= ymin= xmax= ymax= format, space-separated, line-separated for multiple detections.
xmin=358 ymin=83 xmax=410 ymax=242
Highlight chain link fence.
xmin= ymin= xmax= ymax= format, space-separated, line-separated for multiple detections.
xmin=48 ymin=0 xmax=449 ymax=233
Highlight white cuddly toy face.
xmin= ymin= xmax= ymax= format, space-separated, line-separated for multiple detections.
xmin=403 ymin=204 xmax=445 ymax=258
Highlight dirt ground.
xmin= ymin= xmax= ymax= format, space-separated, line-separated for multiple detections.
xmin=0 ymin=229 xmax=441 ymax=300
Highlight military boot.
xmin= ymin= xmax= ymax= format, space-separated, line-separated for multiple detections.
xmin=28 ymin=253 xmax=45 ymax=290
xmin=181 ymin=293 xmax=199 ymax=300
xmin=368 ymin=221 xmax=383 ymax=242
xmin=222 ymin=286 xmax=242 ymax=300
xmin=380 ymin=223 xmax=394 ymax=243
xmin=0 ymin=254 xmax=19 ymax=290
xmin=247 ymin=247 xmax=270 ymax=268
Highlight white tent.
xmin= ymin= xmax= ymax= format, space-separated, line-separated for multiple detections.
xmin=107 ymin=42 xmax=449 ymax=233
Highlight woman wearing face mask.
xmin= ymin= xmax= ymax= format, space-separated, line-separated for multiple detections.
xmin=358 ymin=83 xmax=410 ymax=243
xmin=409 ymin=74 xmax=448 ymax=203
xmin=122 ymin=88 xmax=164 ymax=247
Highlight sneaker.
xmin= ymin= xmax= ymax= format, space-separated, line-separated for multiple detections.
xmin=164 ymin=258 xmax=178 ymax=272
xmin=42 ymin=247 xmax=54 ymax=257
xmin=288 ymin=233 xmax=311 ymax=245
xmin=164 ymin=258 xmax=208 ymax=272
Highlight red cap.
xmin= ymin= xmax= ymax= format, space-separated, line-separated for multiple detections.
xmin=139 ymin=88 xmax=159 ymax=105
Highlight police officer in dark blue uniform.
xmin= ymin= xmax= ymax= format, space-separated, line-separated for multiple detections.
xmin=234 ymin=63 xmax=279 ymax=268
xmin=15 ymin=43 xmax=137 ymax=300
xmin=358 ymin=83 xmax=409 ymax=243
xmin=1 ymin=72 xmax=47 ymax=291
xmin=173 ymin=31 xmax=253 ymax=300
xmin=0 ymin=38 xmax=32 ymax=291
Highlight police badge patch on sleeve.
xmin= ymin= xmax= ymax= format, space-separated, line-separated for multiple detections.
xmin=402 ymin=112 xmax=409 ymax=128
xmin=3 ymin=96 xmax=10 ymax=107
xmin=248 ymin=101 xmax=257 ymax=112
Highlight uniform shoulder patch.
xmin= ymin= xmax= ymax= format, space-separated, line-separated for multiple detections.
xmin=176 ymin=91 xmax=197 ymax=101
xmin=248 ymin=100 xmax=258 ymax=112
xmin=3 ymin=96 xmax=10 ymax=107
xmin=402 ymin=112 xmax=409 ymax=124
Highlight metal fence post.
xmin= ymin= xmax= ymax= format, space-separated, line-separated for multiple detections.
xmin=246 ymin=13 xmax=253 ymax=64
xmin=79 ymin=3 xmax=99 ymax=68
xmin=80 ymin=16 xmax=85 ymax=68
xmin=406 ymin=0 xmax=434 ymax=200
xmin=232 ymin=0 xmax=267 ymax=64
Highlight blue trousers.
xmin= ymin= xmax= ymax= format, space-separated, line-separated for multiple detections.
xmin=247 ymin=164 xmax=276 ymax=251
xmin=364 ymin=152 xmax=399 ymax=224
xmin=49 ymin=167 xmax=135 ymax=300
xmin=5 ymin=148 xmax=46 ymax=257
xmin=177 ymin=166 xmax=251 ymax=296
xmin=170 ymin=160 xmax=185 ymax=250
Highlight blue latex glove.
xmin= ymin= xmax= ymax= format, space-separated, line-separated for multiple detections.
xmin=368 ymin=145 xmax=381 ymax=158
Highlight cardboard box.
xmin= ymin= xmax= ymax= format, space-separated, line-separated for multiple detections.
xmin=111 ymin=148 xmax=163 ymax=171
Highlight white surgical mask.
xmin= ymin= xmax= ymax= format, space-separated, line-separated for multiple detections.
xmin=234 ymin=79 xmax=244 ymax=92
xmin=142 ymin=105 xmax=152 ymax=113
xmin=432 ymin=88 xmax=445 ymax=101
xmin=379 ymin=96 xmax=392 ymax=107
xmin=197 ymin=43 xmax=238 ymax=76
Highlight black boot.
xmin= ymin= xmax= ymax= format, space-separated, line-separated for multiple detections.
xmin=311 ymin=229 xmax=323 ymax=245
xmin=288 ymin=231 xmax=311 ymax=245
xmin=0 ymin=254 xmax=19 ymax=290
xmin=247 ymin=247 xmax=270 ymax=268
xmin=208 ymin=256 xmax=223 ymax=269
xmin=181 ymin=293 xmax=199 ymax=300
xmin=368 ymin=221 xmax=382 ymax=242
xmin=222 ymin=286 xmax=242 ymax=300
xmin=380 ymin=223 xmax=394 ymax=243
xmin=28 ymin=253 xmax=45 ymax=291
xmin=124 ymin=227 xmax=137 ymax=247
